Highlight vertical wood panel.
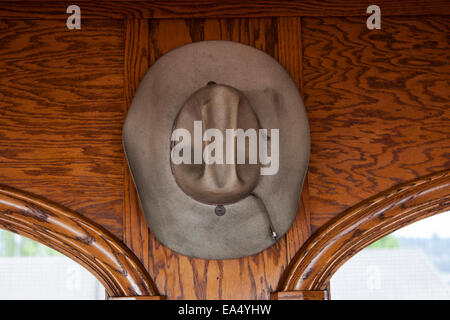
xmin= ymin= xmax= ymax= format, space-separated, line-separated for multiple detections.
xmin=302 ymin=16 xmax=450 ymax=230
xmin=276 ymin=17 xmax=312 ymax=261
xmin=0 ymin=19 xmax=125 ymax=237
xmin=277 ymin=17 xmax=303 ymax=96
xmin=123 ymin=19 xmax=150 ymax=268
xmin=138 ymin=17 xmax=309 ymax=299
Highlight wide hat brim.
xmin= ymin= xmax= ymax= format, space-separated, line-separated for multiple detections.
xmin=123 ymin=41 xmax=310 ymax=259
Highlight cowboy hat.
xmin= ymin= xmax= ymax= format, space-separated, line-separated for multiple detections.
xmin=123 ymin=41 xmax=309 ymax=259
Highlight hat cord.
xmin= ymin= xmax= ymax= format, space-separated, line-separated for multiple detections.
xmin=249 ymin=192 xmax=278 ymax=242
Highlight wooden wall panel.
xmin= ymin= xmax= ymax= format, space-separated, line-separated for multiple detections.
xmin=302 ymin=16 xmax=450 ymax=230
xmin=2 ymin=4 xmax=448 ymax=300
xmin=0 ymin=19 xmax=125 ymax=237
xmin=121 ymin=17 xmax=310 ymax=299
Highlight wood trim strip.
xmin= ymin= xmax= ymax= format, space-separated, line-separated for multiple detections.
xmin=271 ymin=290 xmax=327 ymax=300
xmin=109 ymin=296 xmax=166 ymax=300
xmin=0 ymin=1 xmax=449 ymax=19
xmin=0 ymin=184 xmax=159 ymax=298
xmin=276 ymin=17 xmax=312 ymax=260
xmin=123 ymin=19 xmax=151 ymax=270
xmin=278 ymin=169 xmax=450 ymax=291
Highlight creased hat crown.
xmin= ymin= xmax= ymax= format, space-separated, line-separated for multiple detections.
xmin=170 ymin=83 xmax=260 ymax=204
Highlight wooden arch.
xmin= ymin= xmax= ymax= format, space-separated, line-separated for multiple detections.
xmin=0 ymin=184 xmax=159 ymax=298
xmin=275 ymin=169 xmax=450 ymax=299
xmin=1 ymin=170 xmax=449 ymax=300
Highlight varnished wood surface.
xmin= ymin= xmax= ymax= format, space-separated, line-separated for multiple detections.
xmin=0 ymin=14 xmax=312 ymax=300
xmin=109 ymin=296 xmax=166 ymax=300
xmin=0 ymin=1 xmax=449 ymax=19
xmin=123 ymin=19 xmax=151 ymax=271
xmin=0 ymin=184 xmax=159 ymax=297
xmin=302 ymin=16 xmax=450 ymax=230
xmin=279 ymin=169 xmax=450 ymax=292
xmin=122 ymin=17 xmax=311 ymax=300
xmin=1 ymin=7 xmax=449 ymax=300
xmin=0 ymin=19 xmax=125 ymax=238
xmin=270 ymin=290 xmax=327 ymax=300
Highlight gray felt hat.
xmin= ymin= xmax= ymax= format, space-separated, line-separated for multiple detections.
xmin=123 ymin=41 xmax=310 ymax=259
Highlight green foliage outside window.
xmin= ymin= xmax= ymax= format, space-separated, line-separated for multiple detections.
xmin=0 ymin=229 xmax=60 ymax=257
xmin=368 ymin=235 xmax=400 ymax=248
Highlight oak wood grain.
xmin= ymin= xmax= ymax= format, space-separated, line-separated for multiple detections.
xmin=1 ymin=7 xmax=448 ymax=301
xmin=276 ymin=17 xmax=311 ymax=261
xmin=109 ymin=296 xmax=166 ymax=300
xmin=271 ymin=290 xmax=327 ymax=300
xmin=0 ymin=184 xmax=158 ymax=297
xmin=278 ymin=169 xmax=450 ymax=292
xmin=302 ymin=16 xmax=450 ymax=230
xmin=123 ymin=19 xmax=150 ymax=270
xmin=0 ymin=19 xmax=125 ymax=237
xmin=0 ymin=1 xmax=449 ymax=19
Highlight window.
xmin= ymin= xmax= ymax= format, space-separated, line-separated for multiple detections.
xmin=331 ymin=211 xmax=450 ymax=299
xmin=0 ymin=229 xmax=105 ymax=300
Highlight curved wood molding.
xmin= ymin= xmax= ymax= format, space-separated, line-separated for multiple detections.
xmin=279 ymin=169 xmax=450 ymax=292
xmin=0 ymin=184 xmax=159 ymax=298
